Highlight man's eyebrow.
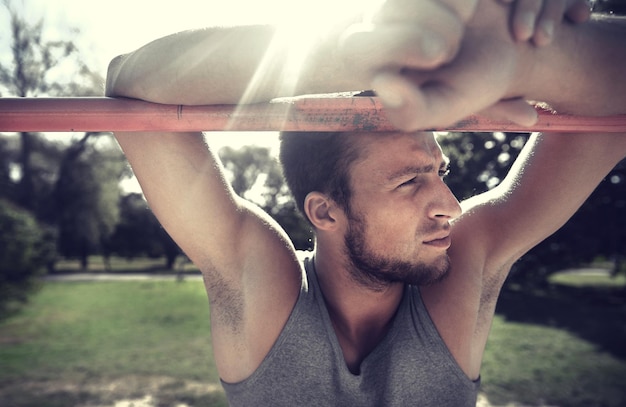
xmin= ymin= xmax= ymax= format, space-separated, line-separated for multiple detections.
xmin=386 ymin=164 xmax=434 ymax=181
xmin=387 ymin=156 xmax=450 ymax=181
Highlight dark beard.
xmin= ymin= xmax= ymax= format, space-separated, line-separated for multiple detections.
xmin=343 ymin=211 xmax=451 ymax=292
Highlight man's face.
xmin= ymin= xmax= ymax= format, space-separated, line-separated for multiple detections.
xmin=341 ymin=132 xmax=461 ymax=290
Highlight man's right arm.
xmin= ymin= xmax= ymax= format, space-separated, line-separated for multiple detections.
xmin=104 ymin=0 xmax=472 ymax=107
xmin=112 ymin=130 xmax=303 ymax=383
xmin=105 ymin=25 xmax=357 ymax=105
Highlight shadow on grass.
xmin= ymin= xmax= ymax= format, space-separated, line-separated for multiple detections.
xmin=495 ymin=282 xmax=626 ymax=360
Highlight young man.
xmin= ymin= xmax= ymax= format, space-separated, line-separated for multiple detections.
xmin=105 ymin=0 xmax=626 ymax=405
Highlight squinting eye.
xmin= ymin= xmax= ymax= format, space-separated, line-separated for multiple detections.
xmin=399 ymin=177 xmax=417 ymax=187
xmin=438 ymin=166 xmax=450 ymax=179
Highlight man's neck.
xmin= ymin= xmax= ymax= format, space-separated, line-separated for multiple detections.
xmin=313 ymin=252 xmax=404 ymax=373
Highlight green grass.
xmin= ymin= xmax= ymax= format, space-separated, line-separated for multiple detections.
xmin=550 ymin=271 xmax=626 ymax=287
xmin=54 ymin=255 xmax=200 ymax=274
xmin=1 ymin=267 xmax=625 ymax=406
xmin=481 ymin=271 xmax=626 ymax=407
xmin=0 ymin=280 xmax=226 ymax=406
xmin=482 ymin=316 xmax=626 ymax=406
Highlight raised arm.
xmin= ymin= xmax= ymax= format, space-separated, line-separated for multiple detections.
xmin=111 ymin=129 xmax=305 ymax=383
xmin=457 ymin=132 xmax=626 ymax=278
xmin=372 ymin=2 xmax=626 ymax=130
xmin=105 ymin=25 xmax=358 ymax=105
xmin=430 ymin=131 xmax=626 ymax=379
xmin=105 ymin=0 xmax=582 ymax=109
xmin=106 ymin=25 xmax=326 ymax=383
xmin=104 ymin=6 xmax=469 ymax=105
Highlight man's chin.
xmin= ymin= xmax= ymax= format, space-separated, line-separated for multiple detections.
xmin=417 ymin=255 xmax=451 ymax=286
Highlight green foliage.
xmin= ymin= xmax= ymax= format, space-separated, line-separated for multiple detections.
xmin=0 ymin=199 xmax=55 ymax=315
xmin=54 ymin=135 xmax=125 ymax=268
xmin=219 ymin=145 xmax=314 ymax=250
xmin=0 ymin=137 xmax=15 ymax=201
xmin=440 ymin=133 xmax=626 ymax=286
xmin=107 ymin=193 xmax=182 ymax=268
xmin=219 ymin=145 xmax=275 ymax=197
xmin=438 ymin=132 xmax=528 ymax=200
xmin=0 ymin=0 xmax=102 ymax=98
xmin=0 ymin=0 xmax=109 ymax=225
xmin=592 ymin=0 xmax=626 ymax=14
xmin=510 ymin=158 xmax=626 ymax=284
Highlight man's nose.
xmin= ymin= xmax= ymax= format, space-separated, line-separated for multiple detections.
xmin=428 ymin=181 xmax=462 ymax=220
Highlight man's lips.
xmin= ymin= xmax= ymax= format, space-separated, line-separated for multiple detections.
xmin=423 ymin=234 xmax=451 ymax=249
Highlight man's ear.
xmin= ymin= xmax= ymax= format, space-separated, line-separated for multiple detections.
xmin=304 ymin=192 xmax=342 ymax=231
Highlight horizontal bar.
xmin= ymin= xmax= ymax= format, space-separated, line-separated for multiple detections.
xmin=1 ymin=96 xmax=626 ymax=133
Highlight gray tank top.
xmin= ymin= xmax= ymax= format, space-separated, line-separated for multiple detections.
xmin=221 ymin=257 xmax=480 ymax=406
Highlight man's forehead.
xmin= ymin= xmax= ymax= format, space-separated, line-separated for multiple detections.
xmin=347 ymin=131 xmax=445 ymax=178
xmin=353 ymin=131 xmax=442 ymax=159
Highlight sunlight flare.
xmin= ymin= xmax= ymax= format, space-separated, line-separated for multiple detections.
xmin=229 ymin=0 xmax=383 ymax=129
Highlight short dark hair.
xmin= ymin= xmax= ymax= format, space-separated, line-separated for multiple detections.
xmin=279 ymin=131 xmax=363 ymax=224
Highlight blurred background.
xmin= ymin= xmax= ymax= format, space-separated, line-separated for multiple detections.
xmin=0 ymin=1 xmax=625 ymax=406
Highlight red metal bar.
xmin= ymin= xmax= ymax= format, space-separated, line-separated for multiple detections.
xmin=1 ymin=96 xmax=626 ymax=133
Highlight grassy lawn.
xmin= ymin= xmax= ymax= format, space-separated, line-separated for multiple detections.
xmin=482 ymin=317 xmax=626 ymax=406
xmin=0 ymin=266 xmax=624 ymax=406
xmin=53 ymin=255 xmax=200 ymax=274
xmin=481 ymin=271 xmax=626 ymax=407
xmin=0 ymin=279 xmax=227 ymax=407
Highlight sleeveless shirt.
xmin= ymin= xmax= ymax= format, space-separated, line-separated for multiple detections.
xmin=221 ymin=257 xmax=480 ymax=406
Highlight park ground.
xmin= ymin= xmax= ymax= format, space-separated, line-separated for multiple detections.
xmin=0 ymin=257 xmax=625 ymax=407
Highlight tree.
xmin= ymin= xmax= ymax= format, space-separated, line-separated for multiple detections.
xmin=262 ymin=160 xmax=313 ymax=250
xmin=439 ymin=132 xmax=529 ymax=201
xmin=0 ymin=137 xmax=15 ymax=201
xmin=107 ymin=193 xmax=182 ymax=269
xmin=0 ymin=0 xmax=103 ymax=215
xmin=592 ymin=0 xmax=626 ymax=14
xmin=54 ymin=135 xmax=125 ymax=270
xmin=510 ymin=158 xmax=626 ymax=284
xmin=0 ymin=199 xmax=55 ymax=316
xmin=0 ymin=1 xmax=130 ymax=274
xmin=219 ymin=145 xmax=277 ymax=197
xmin=108 ymin=193 xmax=158 ymax=260
xmin=219 ymin=145 xmax=314 ymax=250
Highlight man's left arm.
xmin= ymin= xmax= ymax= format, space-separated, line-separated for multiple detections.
xmin=456 ymin=132 xmax=626 ymax=293
xmin=372 ymin=1 xmax=626 ymax=131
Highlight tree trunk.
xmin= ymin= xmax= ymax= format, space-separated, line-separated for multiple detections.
xmin=17 ymin=132 xmax=35 ymax=211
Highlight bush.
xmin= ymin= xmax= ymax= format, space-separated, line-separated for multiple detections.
xmin=0 ymin=199 xmax=55 ymax=316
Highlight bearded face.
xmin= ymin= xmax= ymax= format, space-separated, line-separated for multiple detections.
xmin=343 ymin=208 xmax=451 ymax=291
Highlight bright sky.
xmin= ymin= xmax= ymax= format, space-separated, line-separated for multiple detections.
xmin=0 ymin=0 xmax=373 ymax=151
xmin=13 ymin=0 xmax=338 ymax=72
xmin=2 ymin=0 xmax=371 ymax=84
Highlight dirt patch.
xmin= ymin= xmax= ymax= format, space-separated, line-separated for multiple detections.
xmin=0 ymin=375 xmax=227 ymax=407
xmin=0 ymin=377 xmax=549 ymax=407
xmin=477 ymin=394 xmax=558 ymax=407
